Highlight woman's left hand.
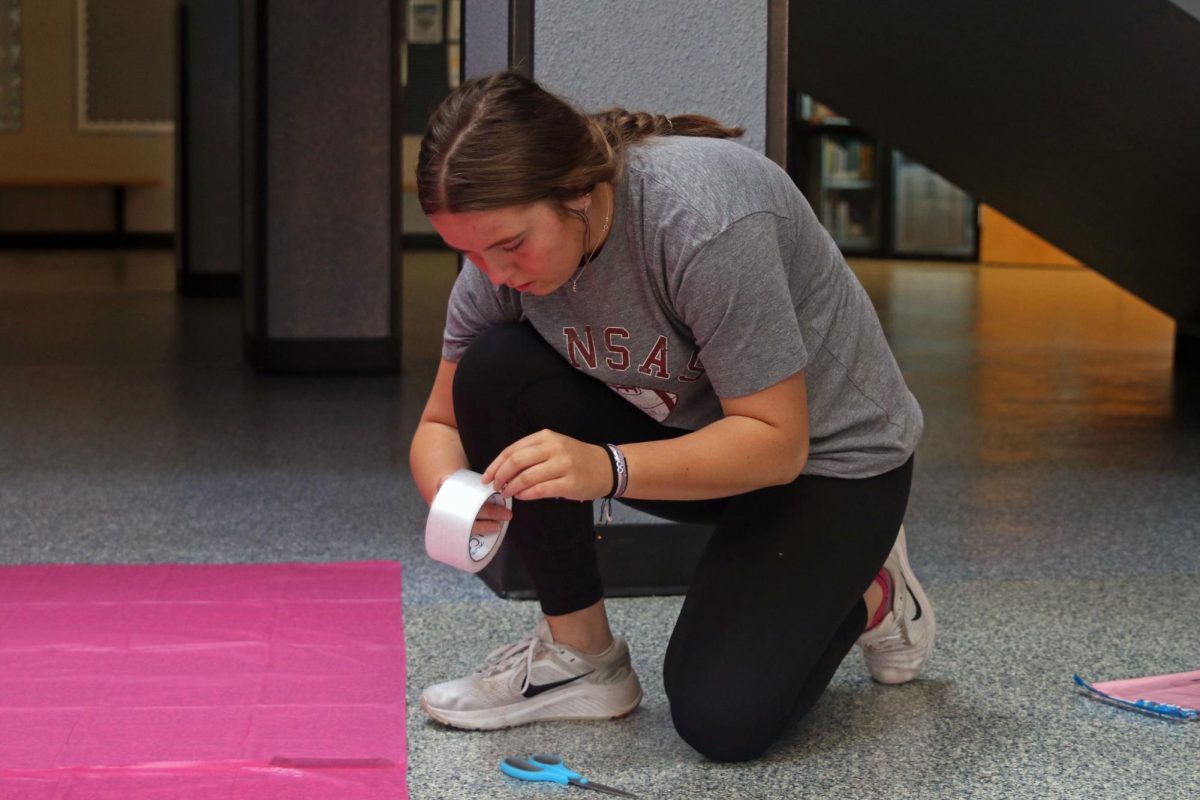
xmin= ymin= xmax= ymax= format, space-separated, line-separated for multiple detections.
xmin=482 ymin=429 xmax=612 ymax=502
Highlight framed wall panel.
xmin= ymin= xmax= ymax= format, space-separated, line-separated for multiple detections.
xmin=77 ymin=0 xmax=174 ymax=132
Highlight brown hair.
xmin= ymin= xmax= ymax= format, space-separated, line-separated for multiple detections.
xmin=417 ymin=71 xmax=743 ymax=215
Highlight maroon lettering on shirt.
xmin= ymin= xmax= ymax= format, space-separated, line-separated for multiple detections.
xmin=638 ymin=335 xmax=670 ymax=378
xmin=604 ymin=327 xmax=631 ymax=370
xmin=564 ymin=326 xmax=598 ymax=369
xmin=679 ymin=350 xmax=706 ymax=383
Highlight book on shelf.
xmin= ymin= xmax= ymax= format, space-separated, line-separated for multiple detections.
xmin=821 ymin=199 xmax=872 ymax=244
xmin=822 ymin=139 xmax=875 ymax=182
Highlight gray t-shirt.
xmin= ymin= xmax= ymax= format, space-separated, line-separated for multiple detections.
xmin=443 ymin=136 xmax=922 ymax=478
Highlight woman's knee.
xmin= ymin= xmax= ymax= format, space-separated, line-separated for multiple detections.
xmin=453 ymin=323 xmax=545 ymax=397
xmin=452 ymin=323 xmax=585 ymax=465
xmin=453 ymin=324 xmax=561 ymax=423
xmin=666 ymin=677 xmax=788 ymax=762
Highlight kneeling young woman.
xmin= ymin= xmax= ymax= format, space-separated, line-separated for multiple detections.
xmin=408 ymin=72 xmax=935 ymax=762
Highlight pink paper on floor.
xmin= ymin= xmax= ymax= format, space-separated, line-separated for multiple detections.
xmin=0 ymin=562 xmax=407 ymax=799
xmin=1092 ymin=669 xmax=1200 ymax=712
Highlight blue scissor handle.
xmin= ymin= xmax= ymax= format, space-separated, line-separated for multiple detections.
xmin=532 ymin=754 xmax=583 ymax=780
xmin=499 ymin=754 xmax=582 ymax=785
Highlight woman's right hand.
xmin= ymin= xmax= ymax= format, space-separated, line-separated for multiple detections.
xmin=434 ymin=472 xmax=513 ymax=536
xmin=472 ymin=495 xmax=513 ymax=536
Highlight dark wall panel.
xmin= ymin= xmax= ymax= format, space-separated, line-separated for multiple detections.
xmin=790 ymin=0 xmax=1200 ymax=325
xmin=178 ymin=0 xmax=241 ymax=290
xmin=241 ymin=0 xmax=401 ymax=371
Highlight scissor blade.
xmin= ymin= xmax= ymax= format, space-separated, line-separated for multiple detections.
xmin=569 ymin=777 xmax=639 ymax=799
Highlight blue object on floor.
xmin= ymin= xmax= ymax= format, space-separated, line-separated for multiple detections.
xmin=500 ymin=754 xmax=639 ymax=798
xmin=1073 ymin=675 xmax=1199 ymax=721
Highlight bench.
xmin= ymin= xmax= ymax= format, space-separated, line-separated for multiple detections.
xmin=0 ymin=177 xmax=170 ymax=248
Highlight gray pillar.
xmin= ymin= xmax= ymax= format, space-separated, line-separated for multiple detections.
xmin=463 ymin=1 xmax=783 ymax=157
xmin=534 ymin=1 xmax=773 ymax=155
xmin=240 ymin=0 xmax=401 ymax=372
xmin=463 ymin=0 xmax=514 ymax=79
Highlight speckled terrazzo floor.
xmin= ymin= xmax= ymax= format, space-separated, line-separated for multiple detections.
xmin=1 ymin=250 xmax=1197 ymax=799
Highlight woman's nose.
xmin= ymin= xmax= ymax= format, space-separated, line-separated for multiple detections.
xmin=482 ymin=255 xmax=514 ymax=285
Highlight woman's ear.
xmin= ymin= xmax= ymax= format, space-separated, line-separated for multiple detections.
xmin=563 ymin=192 xmax=592 ymax=214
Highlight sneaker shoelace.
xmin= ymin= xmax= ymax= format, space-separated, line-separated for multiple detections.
xmin=477 ymin=632 xmax=545 ymax=692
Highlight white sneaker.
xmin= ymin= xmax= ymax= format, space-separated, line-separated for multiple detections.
xmin=420 ymin=618 xmax=643 ymax=730
xmin=857 ymin=525 xmax=936 ymax=684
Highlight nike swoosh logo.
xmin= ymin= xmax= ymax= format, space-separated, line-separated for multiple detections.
xmin=522 ymin=671 xmax=594 ymax=698
xmin=910 ymin=590 xmax=923 ymax=621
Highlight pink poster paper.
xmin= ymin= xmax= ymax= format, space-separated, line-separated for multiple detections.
xmin=1092 ymin=669 xmax=1200 ymax=713
xmin=0 ymin=562 xmax=408 ymax=799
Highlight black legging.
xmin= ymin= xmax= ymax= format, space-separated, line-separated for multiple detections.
xmin=453 ymin=323 xmax=913 ymax=761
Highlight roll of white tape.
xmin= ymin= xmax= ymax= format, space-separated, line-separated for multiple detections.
xmin=425 ymin=469 xmax=512 ymax=573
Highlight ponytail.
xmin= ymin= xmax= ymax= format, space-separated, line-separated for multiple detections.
xmin=589 ymin=109 xmax=744 ymax=151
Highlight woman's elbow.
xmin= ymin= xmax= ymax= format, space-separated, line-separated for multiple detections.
xmin=773 ymin=440 xmax=809 ymax=485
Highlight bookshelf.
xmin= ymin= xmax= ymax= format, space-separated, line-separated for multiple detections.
xmin=814 ymin=130 xmax=881 ymax=251
xmin=792 ymin=95 xmax=978 ymax=261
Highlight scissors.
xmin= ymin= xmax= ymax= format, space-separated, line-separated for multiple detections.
xmin=499 ymin=754 xmax=639 ymax=798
